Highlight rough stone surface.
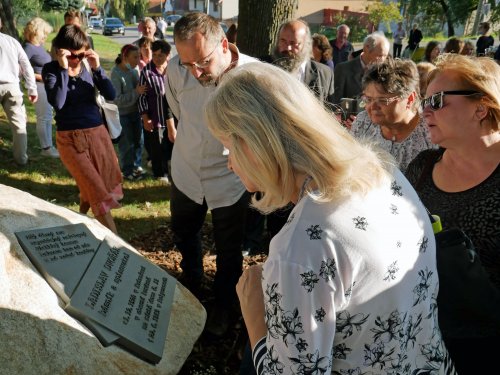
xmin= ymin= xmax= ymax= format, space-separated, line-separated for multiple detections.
xmin=0 ymin=184 xmax=206 ymax=375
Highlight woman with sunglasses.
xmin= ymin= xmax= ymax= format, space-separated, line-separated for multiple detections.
xmin=42 ymin=25 xmax=122 ymax=234
xmin=405 ymin=53 xmax=500 ymax=375
xmin=350 ymin=58 xmax=434 ymax=172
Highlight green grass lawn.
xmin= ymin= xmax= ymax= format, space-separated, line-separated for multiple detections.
xmin=0 ymin=35 xmax=172 ymax=242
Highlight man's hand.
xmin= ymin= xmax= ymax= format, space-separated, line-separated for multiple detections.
xmin=28 ymin=95 xmax=38 ymax=103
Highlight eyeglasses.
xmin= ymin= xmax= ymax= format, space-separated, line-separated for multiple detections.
xmin=67 ymin=52 xmax=86 ymax=61
xmin=179 ymin=41 xmax=220 ymax=70
xmin=360 ymin=95 xmax=401 ymax=107
xmin=421 ymin=90 xmax=483 ymax=111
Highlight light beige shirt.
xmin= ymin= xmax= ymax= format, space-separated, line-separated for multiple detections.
xmin=165 ymin=44 xmax=257 ymax=209
xmin=0 ymin=32 xmax=37 ymax=96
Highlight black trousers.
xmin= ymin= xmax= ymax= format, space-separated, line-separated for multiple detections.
xmin=144 ymin=127 xmax=172 ymax=178
xmin=170 ymin=182 xmax=249 ymax=306
xmin=393 ymin=43 xmax=403 ymax=58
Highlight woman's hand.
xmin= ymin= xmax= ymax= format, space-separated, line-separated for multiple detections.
xmin=85 ymin=49 xmax=100 ymax=70
xmin=136 ymin=84 xmax=147 ymax=95
xmin=236 ymin=265 xmax=267 ymax=347
xmin=56 ymin=48 xmax=70 ymax=70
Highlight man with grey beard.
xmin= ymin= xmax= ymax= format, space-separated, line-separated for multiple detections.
xmin=265 ymin=19 xmax=335 ymax=109
xmin=164 ymin=12 xmax=257 ymax=337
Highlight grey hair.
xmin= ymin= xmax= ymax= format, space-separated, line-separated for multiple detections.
xmin=362 ymin=57 xmax=421 ymax=108
xmin=337 ymin=24 xmax=350 ymax=32
xmin=363 ymin=32 xmax=390 ymax=52
xmin=143 ymin=17 xmax=156 ymax=27
xmin=174 ymin=12 xmax=225 ymax=48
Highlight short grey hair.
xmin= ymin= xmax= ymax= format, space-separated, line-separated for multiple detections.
xmin=337 ymin=24 xmax=350 ymax=33
xmin=143 ymin=17 xmax=156 ymax=28
xmin=363 ymin=32 xmax=390 ymax=52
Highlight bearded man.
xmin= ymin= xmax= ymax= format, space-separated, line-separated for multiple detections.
xmin=264 ymin=19 xmax=335 ymax=109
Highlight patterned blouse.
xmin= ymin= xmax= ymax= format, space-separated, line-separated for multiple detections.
xmin=252 ymin=169 xmax=456 ymax=375
xmin=351 ymin=111 xmax=434 ymax=172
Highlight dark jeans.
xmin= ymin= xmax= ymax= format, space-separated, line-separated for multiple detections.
xmin=144 ymin=127 xmax=172 ymax=178
xmin=393 ymin=43 xmax=403 ymax=58
xmin=170 ymin=182 xmax=249 ymax=306
xmin=118 ymin=111 xmax=143 ymax=176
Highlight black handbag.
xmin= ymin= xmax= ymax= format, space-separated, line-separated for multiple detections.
xmin=431 ymin=221 xmax=500 ymax=336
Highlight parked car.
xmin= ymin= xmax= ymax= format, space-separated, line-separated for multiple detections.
xmin=103 ymin=18 xmax=125 ymax=36
xmin=165 ymin=14 xmax=182 ymax=26
xmin=89 ymin=16 xmax=103 ymax=29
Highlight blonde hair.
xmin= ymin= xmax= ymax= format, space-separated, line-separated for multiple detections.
xmin=24 ymin=17 xmax=53 ymax=45
xmin=416 ymin=61 xmax=436 ymax=97
xmin=429 ymin=53 xmax=500 ymax=130
xmin=205 ymin=63 xmax=394 ymax=213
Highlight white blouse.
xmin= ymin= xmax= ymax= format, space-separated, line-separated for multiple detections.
xmin=252 ymin=169 xmax=455 ymax=375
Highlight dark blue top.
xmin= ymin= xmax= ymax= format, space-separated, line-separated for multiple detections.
xmin=23 ymin=43 xmax=51 ymax=74
xmin=42 ymin=61 xmax=116 ymax=131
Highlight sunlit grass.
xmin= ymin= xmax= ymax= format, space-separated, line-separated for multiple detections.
xmin=0 ymin=35 xmax=171 ymax=242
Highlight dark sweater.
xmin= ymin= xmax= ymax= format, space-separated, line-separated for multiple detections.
xmin=42 ymin=61 xmax=115 ymax=131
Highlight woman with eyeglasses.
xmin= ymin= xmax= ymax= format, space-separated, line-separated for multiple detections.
xmin=405 ymin=53 xmax=500 ymax=375
xmin=350 ymin=58 xmax=434 ymax=172
xmin=42 ymin=25 xmax=122 ymax=234
xmin=207 ymin=62 xmax=456 ymax=375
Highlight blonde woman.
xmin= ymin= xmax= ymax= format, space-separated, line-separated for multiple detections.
xmin=205 ymin=63 xmax=456 ymax=374
xmin=23 ymin=17 xmax=58 ymax=157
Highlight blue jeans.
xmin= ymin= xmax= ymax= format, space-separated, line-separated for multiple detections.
xmin=118 ymin=111 xmax=143 ymax=176
xmin=170 ymin=182 xmax=249 ymax=306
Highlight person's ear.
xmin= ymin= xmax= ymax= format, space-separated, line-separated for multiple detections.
xmin=406 ymin=91 xmax=417 ymax=109
xmin=475 ymin=103 xmax=489 ymax=121
xmin=221 ymin=37 xmax=229 ymax=53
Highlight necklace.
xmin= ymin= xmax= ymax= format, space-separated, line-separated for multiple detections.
xmin=298 ymin=175 xmax=313 ymax=202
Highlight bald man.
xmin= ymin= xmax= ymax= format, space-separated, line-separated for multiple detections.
xmin=267 ymin=19 xmax=335 ymax=109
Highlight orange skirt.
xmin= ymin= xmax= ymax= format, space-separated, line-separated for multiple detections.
xmin=56 ymin=125 xmax=123 ymax=216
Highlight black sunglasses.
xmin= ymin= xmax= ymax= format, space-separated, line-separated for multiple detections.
xmin=67 ymin=52 xmax=86 ymax=61
xmin=421 ymin=90 xmax=482 ymax=111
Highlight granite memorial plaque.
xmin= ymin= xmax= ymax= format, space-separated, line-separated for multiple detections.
xmin=66 ymin=236 xmax=177 ymax=364
xmin=15 ymin=224 xmax=120 ymax=345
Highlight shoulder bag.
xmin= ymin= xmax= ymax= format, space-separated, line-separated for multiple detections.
xmin=82 ymin=59 xmax=122 ymax=143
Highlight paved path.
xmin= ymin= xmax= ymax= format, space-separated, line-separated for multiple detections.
xmin=92 ymin=26 xmax=177 ymax=56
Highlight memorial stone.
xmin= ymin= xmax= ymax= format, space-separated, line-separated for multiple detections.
xmin=15 ymin=224 xmax=119 ymax=345
xmin=66 ymin=236 xmax=176 ymax=364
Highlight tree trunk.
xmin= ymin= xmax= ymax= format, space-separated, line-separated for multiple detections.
xmin=438 ymin=0 xmax=455 ymax=37
xmin=0 ymin=0 xmax=19 ymax=39
xmin=238 ymin=0 xmax=298 ymax=58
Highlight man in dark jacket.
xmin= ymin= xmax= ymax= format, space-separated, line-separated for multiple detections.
xmin=408 ymin=24 xmax=423 ymax=51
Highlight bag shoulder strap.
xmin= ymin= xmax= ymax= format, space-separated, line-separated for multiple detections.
xmin=82 ymin=59 xmax=100 ymax=104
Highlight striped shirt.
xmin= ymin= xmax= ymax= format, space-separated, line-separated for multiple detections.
xmin=138 ymin=61 xmax=172 ymax=128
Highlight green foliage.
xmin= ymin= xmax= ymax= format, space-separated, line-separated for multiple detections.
xmin=40 ymin=11 xmax=65 ymax=31
xmin=67 ymin=0 xmax=83 ymax=9
xmin=366 ymin=1 xmax=403 ymax=31
xmin=13 ymin=0 xmax=42 ymax=22
xmin=43 ymin=0 xmax=69 ymax=11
